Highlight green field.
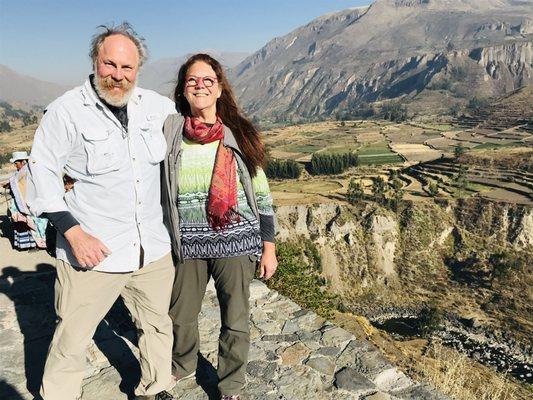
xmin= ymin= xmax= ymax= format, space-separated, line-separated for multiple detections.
xmin=356 ymin=141 xmax=403 ymax=165
xmin=358 ymin=154 xmax=404 ymax=165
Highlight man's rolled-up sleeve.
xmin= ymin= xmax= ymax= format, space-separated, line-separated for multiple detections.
xmin=26 ymin=108 xmax=75 ymax=217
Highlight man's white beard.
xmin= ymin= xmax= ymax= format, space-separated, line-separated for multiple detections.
xmin=94 ymin=74 xmax=135 ymax=107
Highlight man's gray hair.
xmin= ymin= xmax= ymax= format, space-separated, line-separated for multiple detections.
xmin=89 ymin=21 xmax=148 ymax=67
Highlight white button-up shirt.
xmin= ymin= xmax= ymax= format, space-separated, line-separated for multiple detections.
xmin=27 ymin=78 xmax=176 ymax=272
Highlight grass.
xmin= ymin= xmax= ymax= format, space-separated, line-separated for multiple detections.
xmin=300 ymin=131 xmax=322 ymax=137
xmin=319 ymin=144 xmax=360 ymax=154
xmin=357 ymin=141 xmax=393 ymax=155
xmin=473 ymin=142 xmax=523 ymax=151
xmin=281 ymin=144 xmax=323 ymax=154
xmin=356 ymin=142 xmax=404 ymax=165
xmin=271 ymin=180 xmax=342 ymax=193
xmin=417 ymin=340 xmax=526 ymax=400
xmin=266 ymin=241 xmax=338 ymax=318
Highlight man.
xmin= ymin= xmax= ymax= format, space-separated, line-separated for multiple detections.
xmin=27 ymin=22 xmax=176 ymax=400
xmin=6 ymin=151 xmax=48 ymax=250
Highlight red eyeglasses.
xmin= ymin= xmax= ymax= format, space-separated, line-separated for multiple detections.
xmin=185 ymin=75 xmax=218 ymax=88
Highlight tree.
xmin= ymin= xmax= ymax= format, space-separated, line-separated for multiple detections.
xmin=371 ymin=176 xmax=387 ymax=204
xmin=454 ymin=164 xmax=469 ymax=195
xmin=0 ymin=120 xmax=11 ymax=133
xmin=347 ymin=178 xmax=365 ymax=204
xmin=381 ymin=101 xmax=408 ymax=122
xmin=389 ymin=177 xmax=404 ymax=210
xmin=310 ymin=152 xmax=357 ymax=175
xmin=265 ymin=158 xmax=302 ymax=179
xmin=454 ymin=143 xmax=466 ymax=158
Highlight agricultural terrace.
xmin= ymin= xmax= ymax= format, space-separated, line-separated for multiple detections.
xmin=263 ymin=120 xmax=532 ymax=206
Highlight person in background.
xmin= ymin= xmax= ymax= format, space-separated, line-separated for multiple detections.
xmin=161 ymin=54 xmax=278 ymax=400
xmin=26 ymin=22 xmax=177 ymax=400
xmin=6 ymin=150 xmax=48 ymax=250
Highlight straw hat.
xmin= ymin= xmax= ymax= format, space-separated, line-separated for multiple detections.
xmin=9 ymin=151 xmax=29 ymax=163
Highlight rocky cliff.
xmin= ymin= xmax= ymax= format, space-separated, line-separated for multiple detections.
xmin=232 ymin=0 xmax=533 ymax=120
xmin=275 ymin=199 xmax=532 ymax=335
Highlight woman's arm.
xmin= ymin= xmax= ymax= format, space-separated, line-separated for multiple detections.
xmin=252 ymin=168 xmax=278 ymax=279
xmin=259 ymin=241 xmax=278 ymax=280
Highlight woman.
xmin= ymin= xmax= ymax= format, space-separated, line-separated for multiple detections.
xmin=6 ymin=151 xmax=48 ymax=250
xmin=161 ymin=54 xmax=278 ymax=400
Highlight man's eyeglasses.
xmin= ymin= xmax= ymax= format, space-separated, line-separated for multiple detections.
xmin=185 ymin=75 xmax=218 ymax=88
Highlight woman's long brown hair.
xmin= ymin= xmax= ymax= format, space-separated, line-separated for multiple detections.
xmin=174 ymin=53 xmax=266 ymax=177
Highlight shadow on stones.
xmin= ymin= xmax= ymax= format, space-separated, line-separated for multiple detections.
xmin=0 ymin=213 xmax=14 ymax=247
xmin=0 ymin=265 xmax=142 ymax=399
xmin=94 ymin=297 xmax=139 ymax=399
xmin=0 ymin=379 xmax=25 ymax=400
xmin=195 ymin=353 xmax=219 ymax=400
xmin=0 ymin=264 xmax=55 ymax=398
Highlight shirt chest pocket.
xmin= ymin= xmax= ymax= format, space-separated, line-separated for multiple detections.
xmin=81 ymin=128 xmax=123 ymax=175
xmin=139 ymin=114 xmax=167 ymax=164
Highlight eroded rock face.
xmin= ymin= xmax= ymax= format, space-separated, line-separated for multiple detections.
xmin=232 ymin=0 xmax=533 ymax=119
xmin=275 ymin=199 xmax=533 ymax=294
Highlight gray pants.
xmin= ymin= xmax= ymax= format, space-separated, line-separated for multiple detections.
xmin=169 ymin=255 xmax=257 ymax=396
xmin=40 ymin=253 xmax=175 ymax=400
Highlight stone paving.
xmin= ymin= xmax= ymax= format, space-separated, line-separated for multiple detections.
xmin=0 ymin=268 xmax=447 ymax=400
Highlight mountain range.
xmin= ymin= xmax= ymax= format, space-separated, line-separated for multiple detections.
xmin=138 ymin=50 xmax=249 ymax=96
xmin=0 ymin=51 xmax=249 ymax=107
xmin=231 ymin=0 xmax=533 ymax=120
xmin=0 ymin=65 xmax=69 ymax=107
xmin=2 ymin=0 xmax=531 ymax=117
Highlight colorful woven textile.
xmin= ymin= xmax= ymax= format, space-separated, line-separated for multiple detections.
xmin=177 ymin=139 xmax=274 ymax=259
xmin=8 ymin=165 xmax=48 ymax=249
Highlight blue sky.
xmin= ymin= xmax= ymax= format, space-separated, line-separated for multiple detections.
xmin=0 ymin=0 xmax=369 ymax=85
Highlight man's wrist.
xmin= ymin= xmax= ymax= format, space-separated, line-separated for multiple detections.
xmin=64 ymin=224 xmax=82 ymax=241
xmin=42 ymin=211 xmax=80 ymax=235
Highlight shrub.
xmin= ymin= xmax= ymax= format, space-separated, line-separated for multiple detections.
xmin=266 ymin=241 xmax=337 ymax=318
xmin=467 ymin=96 xmax=489 ymax=112
xmin=418 ymin=304 xmax=444 ymax=336
xmin=347 ymin=178 xmax=365 ymax=204
xmin=428 ymin=182 xmax=439 ymax=197
xmin=450 ymin=66 xmax=467 ymax=81
xmin=0 ymin=120 xmax=12 ymax=132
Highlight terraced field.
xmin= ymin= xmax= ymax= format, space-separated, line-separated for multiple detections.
xmin=402 ymin=153 xmax=533 ymax=204
xmin=357 ymin=141 xmax=404 ymax=165
xmin=262 ymin=118 xmax=532 ymax=205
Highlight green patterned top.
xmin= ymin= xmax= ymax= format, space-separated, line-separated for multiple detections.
xmin=177 ymin=138 xmax=274 ymax=259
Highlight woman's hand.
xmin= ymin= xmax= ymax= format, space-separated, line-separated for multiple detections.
xmin=259 ymin=241 xmax=278 ymax=280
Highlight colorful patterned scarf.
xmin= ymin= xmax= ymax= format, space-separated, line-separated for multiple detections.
xmin=183 ymin=116 xmax=239 ymax=229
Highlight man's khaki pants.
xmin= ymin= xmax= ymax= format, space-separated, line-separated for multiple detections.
xmin=169 ymin=255 xmax=257 ymax=396
xmin=40 ymin=253 xmax=174 ymax=400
